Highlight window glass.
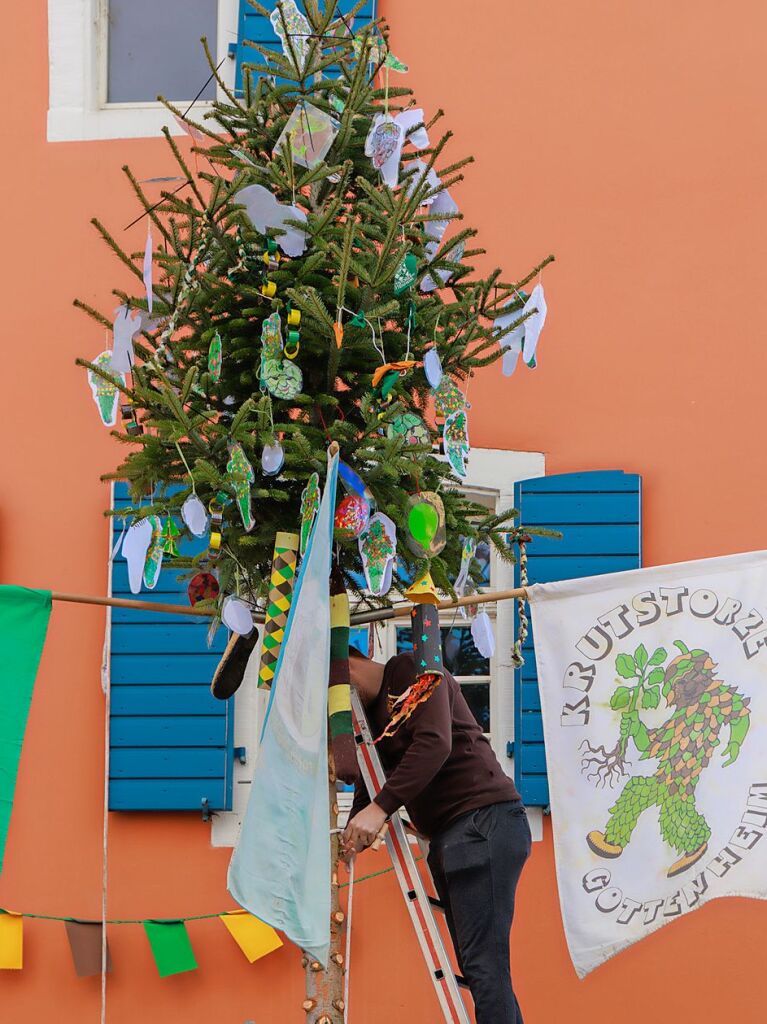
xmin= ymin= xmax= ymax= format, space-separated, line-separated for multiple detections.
xmin=396 ymin=626 xmax=489 ymax=677
xmin=460 ymin=681 xmax=490 ymax=733
xmin=107 ymin=0 xmax=218 ymax=103
xmin=349 ymin=626 xmax=369 ymax=656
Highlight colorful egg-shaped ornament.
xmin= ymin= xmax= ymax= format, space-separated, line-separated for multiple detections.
xmin=188 ymin=571 xmax=220 ymax=606
xmin=424 ymin=347 xmax=443 ymax=389
xmin=334 ymin=495 xmax=370 ymax=540
xmin=182 ymin=494 xmax=209 ymax=537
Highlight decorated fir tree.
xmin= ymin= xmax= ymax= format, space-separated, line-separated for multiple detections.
xmin=78 ymin=4 xmax=552 ymax=1017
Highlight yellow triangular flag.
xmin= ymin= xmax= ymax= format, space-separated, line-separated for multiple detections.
xmin=220 ymin=911 xmax=282 ymax=963
xmin=0 ymin=911 xmax=23 ymax=970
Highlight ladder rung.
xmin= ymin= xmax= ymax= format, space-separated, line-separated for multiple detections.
xmin=428 ymin=896 xmax=445 ymax=911
xmin=455 ymin=975 xmax=470 ymax=990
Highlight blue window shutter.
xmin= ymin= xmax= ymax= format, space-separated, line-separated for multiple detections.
xmin=109 ymin=484 xmax=233 ymax=812
xmin=513 ymin=471 xmax=642 ymax=806
xmin=232 ymin=1 xmax=377 ymax=96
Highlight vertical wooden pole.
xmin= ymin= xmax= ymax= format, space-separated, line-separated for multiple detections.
xmin=302 ymin=754 xmax=346 ymax=1023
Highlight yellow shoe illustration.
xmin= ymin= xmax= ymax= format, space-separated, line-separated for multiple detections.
xmin=667 ymin=842 xmax=708 ymax=878
xmin=586 ymin=831 xmax=624 ymax=859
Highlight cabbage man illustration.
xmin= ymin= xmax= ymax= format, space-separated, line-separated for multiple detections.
xmin=583 ymin=641 xmax=751 ymax=878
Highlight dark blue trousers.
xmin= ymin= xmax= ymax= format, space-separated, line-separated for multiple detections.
xmin=427 ymin=800 xmax=531 ymax=1024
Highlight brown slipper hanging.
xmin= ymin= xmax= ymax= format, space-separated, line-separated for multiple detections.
xmin=211 ymin=629 xmax=260 ymax=700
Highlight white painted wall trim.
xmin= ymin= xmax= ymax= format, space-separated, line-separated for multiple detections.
xmin=47 ymin=0 xmax=240 ymax=142
xmin=212 ymin=446 xmax=546 ymax=848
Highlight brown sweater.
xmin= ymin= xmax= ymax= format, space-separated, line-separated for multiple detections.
xmin=349 ymin=652 xmax=520 ymax=839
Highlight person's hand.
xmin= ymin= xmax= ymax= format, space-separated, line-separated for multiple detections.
xmin=620 ymin=709 xmax=640 ymax=740
xmin=342 ymin=803 xmax=388 ymax=855
xmin=721 ymin=739 xmax=741 ymax=767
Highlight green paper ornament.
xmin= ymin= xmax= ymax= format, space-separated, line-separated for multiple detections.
xmin=394 ymin=253 xmax=418 ymax=295
xmin=405 ymin=491 xmax=446 ymax=558
xmin=208 ymin=331 xmax=222 ymax=383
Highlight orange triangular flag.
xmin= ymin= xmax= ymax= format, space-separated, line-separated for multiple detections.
xmin=220 ymin=911 xmax=283 ymax=963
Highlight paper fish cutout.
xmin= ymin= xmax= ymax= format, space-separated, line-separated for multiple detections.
xmin=143 ymin=227 xmax=153 ymax=314
xmin=365 ymin=108 xmax=429 ymax=188
xmin=260 ymin=312 xmax=303 ymax=400
xmin=434 ymin=375 xmax=465 ymax=419
xmin=143 ymin=515 xmax=165 ymax=590
xmin=405 ymin=570 xmax=439 ymax=605
xmin=270 ymin=0 xmax=311 ymax=68
xmin=494 ymin=284 xmax=547 ymax=376
xmin=274 ymin=102 xmax=339 ymax=170
xmin=444 ymin=408 xmax=469 ymax=478
xmin=227 ymin=442 xmax=256 ymax=532
xmin=181 ymin=494 xmax=208 ymax=537
xmin=454 ymin=536 xmax=477 ymax=601
xmin=88 ymin=350 xmax=124 ymax=427
xmin=222 ymin=595 xmax=255 ymax=637
xmin=122 ymin=518 xmax=153 ymax=594
xmin=423 ymin=347 xmax=443 ymax=389
xmin=208 ymin=332 xmax=222 ymax=383
xmin=471 ymin=611 xmax=495 ymax=659
xmin=237 ymin=183 xmax=308 ymax=258
xmin=261 ymin=441 xmax=285 ymax=476
xmin=387 ymin=412 xmax=430 ymax=447
xmin=359 ymin=512 xmax=397 ymax=597
xmin=394 ymin=252 xmax=418 ymax=295
xmin=406 ymin=491 xmax=446 ymax=558
xmin=299 ymin=472 xmax=320 ymax=557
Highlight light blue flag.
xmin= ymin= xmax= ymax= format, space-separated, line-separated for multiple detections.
xmin=228 ymin=448 xmax=338 ymax=966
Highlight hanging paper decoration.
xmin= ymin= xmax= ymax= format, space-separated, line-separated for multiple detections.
xmin=122 ymin=518 xmax=153 ymax=595
xmin=419 ymin=187 xmax=460 ymax=293
xmin=434 ymin=374 xmax=465 ymax=419
xmin=227 ymin=442 xmax=256 ymax=532
xmin=172 ymin=113 xmax=206 ymax=141
xmin=454 ymin=536 xmax=477 ymax=601
xmin=364 ymin=108 xmax=429 ymax=188
xmin=143 ymin=226 xmax=153 ymax=313
xmin=260 ymin=311 xmax=303 ymax=400
xmin=387 ymin=411 xmax=430 ymax=448
xmin=222 ymin=595 xmax=255 ymax=637
xmin=0 ymin=910 xmax=23 ymax=970
xmin=444 ymin=408 xmax=470 ymax=478
xmin=299 ymin=473 xmax=321 ymax=557
xmin=328 ymin=564 xmax=359 ymax=784
xmin=471 ymin=611 xmax=495 ymax=659
xmin=258 ymin=531 xmax=299 ymax=690
xmin=338 ymin=460 xmax=375 ymax=506
xmin=143 ymin=515 xmax=164 ymax=590
xmin=88 ymin=351 xmax=125 ymax=427
xmin=270 ymin=0 xmax=311 ymax=67
xmin=334 ymin=495 xmax=370 ymax=540
xmin=394 ymin=252 xmax=418 ymax=295
xmin=274 ymin=102 xmax=339 ymax=170
xmin=65 ymin=921 xmax=111 ymax=978
xmin=423 ymin=346 xmax=443 ymax=389
xmin=208 ymin=331 xmax=222 ymax=383
xmin=405 ymin=570 xmax=439 ymax=605
xmin=187 ymin=571 xmax=219 ymax=606
xmin=359 ymin=512 xmax=396 ymax=596
xmin=161 ymin=518 xmax=181 ymax=557
xmin=494 ymin=283 xmax=548 ymax=376
xmin=143 ymin=920 xmax=197 ymax=978
xmin=237 ymin=183 xmax=308 ymax=258
xmin=405 ymin=159 xmax=442 ymax=205
xmin=421 ymin=239 xmax=466 ymax=293
xmin=352 ymin=32 xmax=408 ymax=72
xmin=406 ymin=491 xmax=446 ymax=558
xmin=181 ymin=493 xmax=208 ymax=537
xmin=219 ymin=911 xmax=283 ymax=963
xmin=261 ymin=440 xmax=285 ymax=476
xmin=111 ymin=305 xmax=143 ymax=374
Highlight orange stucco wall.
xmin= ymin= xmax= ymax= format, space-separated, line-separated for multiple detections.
xmin=2 ymin=2 xmax=766 ymax=1020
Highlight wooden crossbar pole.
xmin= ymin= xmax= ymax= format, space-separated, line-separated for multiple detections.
xmin=49 ymin=586 xmax=527 ymax=623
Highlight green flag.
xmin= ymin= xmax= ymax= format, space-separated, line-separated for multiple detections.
xmin=143 ymin=920 xmax=198 ymax=977
xmin=0 ymin=586 xmax=51 ymax=876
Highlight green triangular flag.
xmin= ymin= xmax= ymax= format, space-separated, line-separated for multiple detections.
xmin=143 ymin=920 xmax=197 ymax=978
xmin=0 ymin=586 xmax=51 ymax=876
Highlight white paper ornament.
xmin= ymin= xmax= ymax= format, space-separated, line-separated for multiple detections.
xmin=471 ymin=611 xmax=495 ymax=659
xmin=237 ymin=183 xmax=308 ymax=258
xmin=222 ymin=595 xmax=255 ymax=637
xmin=181 ymin=494 xmax=208 ymax=537
xmin=424 ymin=347 xmax=443 ymax=389
xmin=122 ymin=518 xmax=153 ymax=594
xmin=521 ymin=283 xmax=547 ymax=366
xmin=261 ymin=441 xmax=285 ymax=476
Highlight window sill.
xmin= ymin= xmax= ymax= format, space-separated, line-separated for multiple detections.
xmin=47 ymin=102 xmax=214 ymax=143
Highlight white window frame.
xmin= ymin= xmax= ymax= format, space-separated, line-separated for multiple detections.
xmin=47 ymin=0 xmax=241 ymax=142
xmin=211 ymin=446 xmax=546 ymax=848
